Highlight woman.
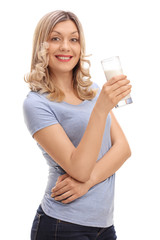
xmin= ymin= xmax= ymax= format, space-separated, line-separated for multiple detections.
xmin=23 ymin=10 xmax=131 ymax=240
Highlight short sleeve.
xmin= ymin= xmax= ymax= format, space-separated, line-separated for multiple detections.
xmin=91 ymin=82 xmax=100 ymax=89
xmin=23 ymin=92 xmax=59 ymax=137
xmin=90 ymin=82 xmax=101 ymax=98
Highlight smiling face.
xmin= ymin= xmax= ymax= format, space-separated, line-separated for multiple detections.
xmin=47 ymin=20 xmax=81 ymax=77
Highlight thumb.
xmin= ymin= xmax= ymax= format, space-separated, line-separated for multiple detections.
xmin=56 ymin=173 xmax=69 ymax=184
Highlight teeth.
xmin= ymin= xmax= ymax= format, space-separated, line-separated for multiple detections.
xmin=57 ymin=56 xmax=71 ymax=60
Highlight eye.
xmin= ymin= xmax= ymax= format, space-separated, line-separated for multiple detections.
xmin=71 ymin=38 xmax=79 ymax=42
xmin=51 ymin=37 xmax=60 ymax=41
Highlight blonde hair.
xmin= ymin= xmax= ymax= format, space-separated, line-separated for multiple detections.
xmin=24 ymin=10 xmax=97 ymax=101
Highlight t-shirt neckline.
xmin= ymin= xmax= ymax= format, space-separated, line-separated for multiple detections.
xmin=61 ymin=100 xmax=87 ymax=106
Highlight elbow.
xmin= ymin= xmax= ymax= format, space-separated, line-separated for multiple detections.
xmin=68 ymin=168 xmax=91 ymax=183
xmin=72 ymin=163 xmax=95 ymax=182
xmin=115 ymin=139 xmax=132 ymax=160
xmin=129 ymin=148 xmax=132 ymax=158
xmin=126 ymin=143 xmax=132 ymax=159
xmin=69 ymin=150 xmax=93 ymax=183
xmin=80 ymin=174 xmax=91 ymax=183
xmin=73 ymin=172 xmax=91 ymax=183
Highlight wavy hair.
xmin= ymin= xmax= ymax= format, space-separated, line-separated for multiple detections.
xmin=24 ymin=10 xmax=97 ymax=101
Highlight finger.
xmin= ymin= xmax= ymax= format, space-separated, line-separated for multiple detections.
xmin=51 ymin=179 xmax=68 ymax=193
xmin=114 ymin=84 xmax=132 ymax=97
xmin=52 ymin=175 xmax=70 ymax=192
xmin=54 ymin=191 xmax=73 ymax=201
xmin=116 ymin=87 xmax=132 ymax=103
xmin=51 ymin=175 xmax=68 ymax=192
xmin=107 ymin=74 xmax=127 ymax=85
xmin=51 ymin=184 xmax=71 ymax=197
xmin=61 ymin=195 xmax=77 ymax=204
xmin=110 ymin=79 xmax=130 ymax=92
xmin=56 ymin=174 xmax=69 ymax=184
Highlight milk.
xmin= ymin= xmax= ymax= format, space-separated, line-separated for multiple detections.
xmin=104 ymin=68 xmax=131 ymax=100
xmin=104 ymin=68 xmax=123 ymax=80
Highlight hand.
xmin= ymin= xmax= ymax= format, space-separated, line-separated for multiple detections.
xmin=51 ymin=174 xmax=91 ymax=204
xmin=97 ymin=75 xmax=132 ymax=113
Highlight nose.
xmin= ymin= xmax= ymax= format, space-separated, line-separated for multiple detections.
xmin=59 ymin=40 xmax=70 ymax=52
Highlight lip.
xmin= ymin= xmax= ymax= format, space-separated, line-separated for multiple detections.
xmin=55 ymin=55 xmax=73 ymax=62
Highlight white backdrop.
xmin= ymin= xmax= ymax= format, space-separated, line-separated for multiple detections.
xmin=0 ymin=0 xmax=160 ymax=239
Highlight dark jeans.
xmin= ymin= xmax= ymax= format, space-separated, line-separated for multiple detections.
xmin=31 ymin=205 xmax=117 ymax=240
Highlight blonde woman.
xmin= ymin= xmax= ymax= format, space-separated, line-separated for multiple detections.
xmin=23 ymin=10 xmax=131 ymax=240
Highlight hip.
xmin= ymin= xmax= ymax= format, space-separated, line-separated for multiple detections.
xmin=31 ymin=205 xmax=117 ymax=240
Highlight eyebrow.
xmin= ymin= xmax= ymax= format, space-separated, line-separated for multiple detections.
xmin=51 ymin=30 xmax=79 ymax=35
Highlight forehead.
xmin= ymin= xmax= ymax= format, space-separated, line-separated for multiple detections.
xmin=52 ymin=20 xmax=79 ymax=34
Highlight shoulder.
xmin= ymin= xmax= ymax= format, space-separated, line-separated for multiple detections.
xmin=90 ymin=82 xmax=101 ymax=100
xmin=23 ymin=91 xmax=58 ymax=136
xmin=23 ymin=91 xmax=53 ymax=118
xmin=90 ymin=82 xmax=100 ymax=90
xmin=23 ymin=91 xmax=49 ymax=109
xmin=23 ymin=91 xmax=46 ymax=104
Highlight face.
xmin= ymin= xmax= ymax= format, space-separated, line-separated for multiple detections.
xmin=47 ymin=20 xmax=81 ymax=76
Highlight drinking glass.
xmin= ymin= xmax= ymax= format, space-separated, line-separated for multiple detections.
xmin=101 ymin=56 xmax=133 ymax=108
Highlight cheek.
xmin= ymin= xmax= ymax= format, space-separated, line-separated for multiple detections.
xmin=48 ymin=42 xmax=58 ymax=54
xmin=75 ymin=46 xmax=81 ymax=59
xmin=78 ymin=50 xmax=81 ymax=58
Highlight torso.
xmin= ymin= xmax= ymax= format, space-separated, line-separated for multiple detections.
xmin=63 ymin=91 xmax=83 ymax=105
xmin=23 ymin=82 xmax=115 ymax=228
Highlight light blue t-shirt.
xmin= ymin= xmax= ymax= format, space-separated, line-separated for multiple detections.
xmin=23 ymin=83 xmax=115 ymax=228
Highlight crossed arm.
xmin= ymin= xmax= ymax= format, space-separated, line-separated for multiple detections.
xmin=33 ymin=76 xmax=132 ymax=203
xmin=51 ymin=111 xmax=131 ymax=203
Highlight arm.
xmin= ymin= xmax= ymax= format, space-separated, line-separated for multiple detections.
xmin=88 ymin=110 xmax=131 ymax=187
xmin=34 ymin=75 xmax=131 ymax=182
xmin=51 ymin=111 xmax=131 ymax=203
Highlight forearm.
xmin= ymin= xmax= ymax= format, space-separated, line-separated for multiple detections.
xmin=51 ymin=110 xmax=132 ymax=203
xmin=87 ymin=141 xmax=131 ymax=188
xmin=70 ymin=75 xmax=131 ymax=182
xmin=70 ymin=105 xmax=109 ymax=181
xmin=51 ymin=142 xmax=131 ymax=203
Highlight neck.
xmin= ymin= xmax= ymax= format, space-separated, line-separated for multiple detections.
xmin=50 ymin=71 xmax=74 ymax=92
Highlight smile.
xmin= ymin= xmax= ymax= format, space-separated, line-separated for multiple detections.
xmin=55 ymin=55 xmax=73 ymax=62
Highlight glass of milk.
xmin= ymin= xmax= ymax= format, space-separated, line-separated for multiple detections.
xmin=101 ymin=56 xmax=133 ymax=108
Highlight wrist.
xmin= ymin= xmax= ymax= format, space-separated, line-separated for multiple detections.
xmin=86 ymin=174 xmax=96 ymax=189
xmin=93 ymin=100 xmax=109 ymax=120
